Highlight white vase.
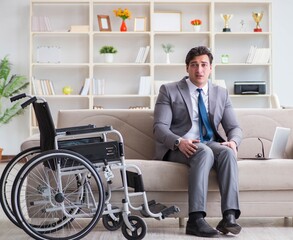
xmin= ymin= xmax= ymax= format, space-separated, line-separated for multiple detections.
xmin=193 ymin=25 xmax=201 ymax=32
xmin=166 ymin=53 xmax=170 ymax=64
xmin=104 ymin=53 xmax=114 ymax=63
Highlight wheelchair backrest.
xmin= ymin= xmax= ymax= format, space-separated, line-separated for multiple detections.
xmin=33 ymin=101 xmax=56 ymax=151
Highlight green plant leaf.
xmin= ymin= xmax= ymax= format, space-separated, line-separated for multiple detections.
xmin=2 ymin=75 xmax=28 ymax=97
xmin=0 ymin=102 xmax=23 ymax=124
xmin=0 ymin=56 xmax=28 ymax=125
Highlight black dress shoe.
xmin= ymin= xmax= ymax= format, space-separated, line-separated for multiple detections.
xmin=216 ymin=214 xmax=242 ymax=235
xmin=186 ymin=218 xmax=219 ymax=238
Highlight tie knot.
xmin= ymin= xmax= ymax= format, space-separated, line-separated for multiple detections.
xmin=197 ymin=88 xmax=203 ymax=94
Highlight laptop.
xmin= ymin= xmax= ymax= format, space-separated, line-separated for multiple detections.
xmin=243 ymin=127 xmax=291 ymax=160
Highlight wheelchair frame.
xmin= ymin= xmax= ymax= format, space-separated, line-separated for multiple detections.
xmin=0 ymin=94 xmax=179 ymax=240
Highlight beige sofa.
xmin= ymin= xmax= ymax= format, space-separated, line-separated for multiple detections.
xmin=21 ymin=108 xmax=293 ymax=223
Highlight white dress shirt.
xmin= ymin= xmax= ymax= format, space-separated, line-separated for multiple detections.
xmin=183 ymin=78 xmax=209 ymax=140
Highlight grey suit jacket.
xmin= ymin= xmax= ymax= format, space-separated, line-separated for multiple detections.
xmin=153 ymin=76 xmax=242 ymax=160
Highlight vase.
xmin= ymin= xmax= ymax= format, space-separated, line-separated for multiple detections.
xmin=120 ymin=20 xmax=127 ymax=32
xmin=166 ymin=53 xmax=170 ymax=64
xmin=193 ymin=25 xmax=201 ymax=32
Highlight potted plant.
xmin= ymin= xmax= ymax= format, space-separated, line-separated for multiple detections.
xmin=191 ymin=19 xmax=202 ymax=32
xmin=161 ymin=43 xmax=174 ymax=64
xmin=99 ymin=46 xmax=118 ymax=63
xmin=0 ymin=56 xmax=28 ymax=158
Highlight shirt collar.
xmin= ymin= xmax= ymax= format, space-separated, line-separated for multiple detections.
xmin=186 ymin=78 xmax=209 ymax=95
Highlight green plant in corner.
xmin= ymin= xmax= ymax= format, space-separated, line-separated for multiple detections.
xmin=99 ymin=46 xmax=118 ymax=54
xmin=0 ymin=56 xmax=28 ymax=125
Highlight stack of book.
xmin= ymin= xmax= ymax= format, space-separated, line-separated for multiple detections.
xmin=135 ymin=46 xmax=150 ymax=63
xmin=31 ymin=77 xmax=55 ymax=95
xmin=31 ymin=16 xmax=52 ymax=32
xmin=246 ymin=46 xmax=271 ymax=64
xmin=92 ymin=78 xmax=105 ymax=95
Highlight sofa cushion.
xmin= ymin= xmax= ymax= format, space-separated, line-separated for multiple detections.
xmin=119 ymin=159 xmax=293 ymax=193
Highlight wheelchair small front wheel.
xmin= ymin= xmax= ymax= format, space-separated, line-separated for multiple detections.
xmin=121 ymin=215 xmax=147 ymax=240
xmin=102 ymin=208 xmax=123 ymax=231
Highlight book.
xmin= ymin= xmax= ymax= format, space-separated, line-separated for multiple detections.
xmin=69 ymin=25 xmax=89 ymax=32
xmin=80 ymin=78 xmax=91 ymax=95
xmin=48 ymin=80 xmax=55 ymax=95
xmin=141 ymin=46 xmax=150 ymax=63
xmin=135 ymin=47 xmax=145 ymax=63
xmin=247 ymin=46 xmax=270 ymax=64
xmin=138 ymin=76 xmax=151 ymax=95
xmin=246 ymin=45 xmax=257 ymax=64
xmin=92 ymin=78 xmax=105 ymax=95
xmin=34 ymin=78 xmax=44 ymax=95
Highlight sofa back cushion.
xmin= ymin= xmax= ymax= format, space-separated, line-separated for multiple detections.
xmin=57 ymin=109 xmax=155 ymax=159
xmin=57 ymin=109 xmax=293 ymax=160
xmin=234 ymin=109 xmax=293 ymax=159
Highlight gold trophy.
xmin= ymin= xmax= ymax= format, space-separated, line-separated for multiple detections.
xmin=252 ymin=12 xmax=263 ymax=32
xmin=221 ymin=14 xmax=233 ymax=32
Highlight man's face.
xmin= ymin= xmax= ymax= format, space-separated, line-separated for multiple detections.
xmin=186 ymin=54 xmax=212 ymax=88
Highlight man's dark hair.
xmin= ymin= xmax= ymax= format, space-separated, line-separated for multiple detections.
xmin=185 ymin=46 xmax=213 ymax=65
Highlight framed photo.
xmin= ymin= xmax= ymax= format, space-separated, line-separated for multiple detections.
xmin=153 ymin=12 xmax=181 ymax=32
xmin=97 ymin=15 xmax=111 ymax=31
xmin=134 ymin=17 xmax=146 ymax=32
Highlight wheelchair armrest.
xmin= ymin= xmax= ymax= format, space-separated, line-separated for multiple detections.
xmin=64 ymin=125 xmax=113 ymax=135
xmin=56 ymin=124 xmax=95 ymax=135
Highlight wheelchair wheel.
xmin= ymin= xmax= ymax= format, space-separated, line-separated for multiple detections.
xmin=121 ymin=215 xmax=147 ymax=240
xmin=102 ymin=207 xmax=123 ymax=231
xmin=0 ymin=146 xmax=41 ymax=227
xmin=11 ymin=149 xmax=104 ymax=240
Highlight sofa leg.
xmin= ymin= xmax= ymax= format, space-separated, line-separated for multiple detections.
xmin=179 ymin=217 xmax=185 ymax=228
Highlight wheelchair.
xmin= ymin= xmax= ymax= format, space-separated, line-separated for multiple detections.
xmin=0 ymin=93 xmax=179 ymax=240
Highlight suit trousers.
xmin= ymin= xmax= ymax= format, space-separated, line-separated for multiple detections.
xmin=166 ymin=141 xmax=240 ymax=218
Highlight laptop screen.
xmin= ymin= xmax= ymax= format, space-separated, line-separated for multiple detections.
xmin=268 ymin=127 xmax=291 ymax=158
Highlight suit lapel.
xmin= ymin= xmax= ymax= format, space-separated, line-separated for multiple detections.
xmin=208 ymin=81 xmax=217 ymax=116
xmin=177 ymin=77 xmax=193 ymax=120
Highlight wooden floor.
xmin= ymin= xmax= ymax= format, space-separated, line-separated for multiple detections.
xmin=1 ymin=162 xmax=293 ymax=239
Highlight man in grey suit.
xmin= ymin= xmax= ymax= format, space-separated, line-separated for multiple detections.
xmin=153 ymin=46 xmax=242 ymax=238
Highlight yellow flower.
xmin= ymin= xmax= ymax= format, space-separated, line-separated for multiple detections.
xmin=113 ymin=8 xmax=131 ymax=21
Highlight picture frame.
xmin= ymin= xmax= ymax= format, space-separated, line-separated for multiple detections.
xmin=134 ymin=17 xmax=146 ymax=32
xmin=153 ymin=12 xmax=181 ymax=32
xmin=97 ymin=15 xmax=111 ymax=31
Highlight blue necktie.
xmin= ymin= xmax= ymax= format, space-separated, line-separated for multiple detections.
xmin=197 ymin=88 xmax=213 ymax=142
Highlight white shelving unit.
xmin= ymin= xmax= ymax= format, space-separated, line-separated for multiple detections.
xmin=29 ymin=0 xmax=273 ymax=133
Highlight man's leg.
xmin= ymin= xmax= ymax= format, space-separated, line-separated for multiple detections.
xmin=207 ymin=141 xmax=241 ymax=235
xmin=167 ymin=143 xmax=218 ymax=237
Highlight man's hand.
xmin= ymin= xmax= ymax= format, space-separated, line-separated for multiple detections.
xmin=221 ymin=141 xmax=237 ymax=157
xmin=178 ymin=139 xmax=200 ymax=158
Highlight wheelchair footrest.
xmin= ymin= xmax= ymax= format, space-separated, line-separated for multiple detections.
xmin=161 ymin=205 xmax=180 ymax=219
xmin=140 ymin=200 xmax=166 ymax=217
xmin=140 ymin=200 xmax=180 ymax=219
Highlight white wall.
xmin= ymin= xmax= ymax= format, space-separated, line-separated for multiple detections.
xmin=0 ymin=0 xmax=30 ymax=155
xmin=0 ymin=0 xmax=292 ymax=154
xmin=272 ymin=0 xmax=293 ymax=107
